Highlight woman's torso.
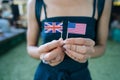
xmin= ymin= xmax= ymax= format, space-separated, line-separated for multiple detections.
xmin=34 ymin=0 xmax=104 ymax=80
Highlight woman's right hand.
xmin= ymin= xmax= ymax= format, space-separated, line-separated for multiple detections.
xmin=38 ymin=38 xmax=65 ymax=66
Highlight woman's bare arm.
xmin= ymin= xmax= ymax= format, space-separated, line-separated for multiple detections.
xmin=91 ymin=0 xmax=112 ymax=58
xmin=27 ymin=0 xmax=41 ymax=59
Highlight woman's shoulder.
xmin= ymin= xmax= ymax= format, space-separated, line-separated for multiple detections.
xmin=27 ymin=0 xmax=43 ymax=10
xmin=103 ymin=0 xmax=112 ymax=11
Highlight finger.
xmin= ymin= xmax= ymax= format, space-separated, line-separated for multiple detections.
xmin=39 ymin=40 xmax=63 ymax=52
xmin=85 ymin=54 xmax=91 ymax=60
xmin=49 ymin=47 xmax=64 ymax=63
xmin=40 ymin=54 xmax=63 ymax=65
xmin=40 ymin=53 xmax=45 ymax=60
xmin=63 ymin=45 xmax=87 ymax=54
xmin=40 ymin=51 xmax=64 ymax=65
xmin=84 ymin=38 xmax=95 ymax=46
xmin=43 ymin=48 xmax=58 ymax=61
xmin=58 ymin=38 xmax=64 ymax=46
xmin=44 ymin=47 xmax=63 ymax=61
xmin=50 ymin=53 xmax=64 ymax=63
xmin=48 ymin=48 xmax=64 ymax=65
xmin=49 ymin=61 xmax=62 ymax=66
xmin=64 ymin=44 xmax=95 ymax=55
xmin=40 ymin=53 xmax=50 ymax=64
xmin=50 ymin=56 xmax=61 ymax=63
xmin=48 ymin=54 xmax=64 ymax=66
xmin=63 ymin=44 xmax=71 ymax=50
xmin=64 ymin=38 xmax=95 ymax=46
xmin=65 ymin=49 xmax=87 ymax=63
xmin=75 ymin=45 xmax=95 ymax=55
xmin=73 ymin=45 xmax=95 ymax=54
xmin=59 ymin=38 xmax=63 ymax=42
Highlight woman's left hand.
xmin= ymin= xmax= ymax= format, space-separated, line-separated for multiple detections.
xmin=63 ymin=38 xmax=95 ymax=63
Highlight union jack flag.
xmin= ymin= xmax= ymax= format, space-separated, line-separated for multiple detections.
xmin=44 ymin=22 xmax=63 ymax=33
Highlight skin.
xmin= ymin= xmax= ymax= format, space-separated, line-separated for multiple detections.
xmin=27 ymin=0 xmax=112 ymax=66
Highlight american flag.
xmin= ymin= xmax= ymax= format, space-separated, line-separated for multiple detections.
xmin=44 ymin=22 xmax=63 ymax=33
xmin=67 ymin=22 xmax=87 ymax=35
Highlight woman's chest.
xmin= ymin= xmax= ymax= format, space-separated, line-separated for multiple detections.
xmin=41 ymin=0 xmax=93 ymax=19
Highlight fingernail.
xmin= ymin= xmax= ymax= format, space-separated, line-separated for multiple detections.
xmin=59 ymin=38 xmax=63 ymax=41
xmin=60 ymin=41 xmax=64 ymax=46
xmin=63 ymin=45 xmax=67 ymax=49
xmin=40 ymin=55 xmax=43 ymax=60
xmin=52 ymin=40 xmax=57 ymax=42
xmin=63 ymin=40 xmax=66 ymax=44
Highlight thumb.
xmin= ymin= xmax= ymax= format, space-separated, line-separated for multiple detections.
xmin=43 ymin=48 xmax=59 ymax=61
xmin=58 ymin=38 xmax=64 ymax=46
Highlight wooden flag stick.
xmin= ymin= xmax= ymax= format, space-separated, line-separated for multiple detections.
xmin=66 ymin=21 xmax=70 ymax=39
xmin=66 ymin=28 xmax=69 ymax=39
xmin=60 ymin=21 xmax=63 ymax=39
xmin=60 ymin=31 xmax=62 ymax=38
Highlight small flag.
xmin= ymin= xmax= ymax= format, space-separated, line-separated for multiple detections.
xmin=44 ymin=22 xmax=63 ymax=33
xmin=67 ymin=22 xmax=87 ymax=35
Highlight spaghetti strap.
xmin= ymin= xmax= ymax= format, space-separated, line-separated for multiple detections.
xmin=92 ymin=0 xmax=96 ymax=18
xmin=42 ymin=0 xmax=47 ymax=19
xmin=97 ymin=0 xmax=105 ymax=19
xmin=35 ymin=0 xmax=43 ymax=27
xmin=35 ymin=0 xmax=47 ymax=26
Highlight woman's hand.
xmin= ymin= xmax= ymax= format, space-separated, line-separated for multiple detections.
xmin=41 ymin=47 xmax=64 ymax=66
xmin=38 ymin=38 xmax=65 ymax=66
xmin=63 ymin=38 xmax=95 ymax=63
